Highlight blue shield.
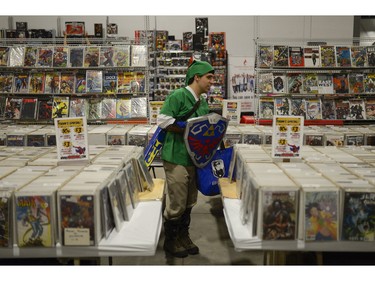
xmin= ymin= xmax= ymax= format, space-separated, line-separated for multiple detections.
xmin=184 ymin=113 xmax=228 ymax=168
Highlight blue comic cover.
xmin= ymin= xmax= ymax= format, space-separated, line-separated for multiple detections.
xmin=103 ymin=72 xmax=118 ymax=94
xmin=335 ymin=46 xmax=351 ymax=67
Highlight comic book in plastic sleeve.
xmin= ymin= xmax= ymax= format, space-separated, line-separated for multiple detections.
xmin=322 ymin=99 xmax=336 ymax=120
xmin=99 ymin=185 xmax=115 ymax=238
xmin=20 ymin=98 xmax=38 ymax=120
xmin=75 ymin=71 xmax=86 ymax=94
xmin=305 ymin=98 xmax=322 ymax=120
xmin=69 ymin=97 xmax=88 ymax=118
xmin=133 ymin=71 xmax=146 ymax=93
xmin=274 ymin=97 xmax=290 ymax=116
xmin=273 ymin=45 xmax=289 ymax=67
xmin=107 ymin=178 xmax=125 ymax=232
xmin=302 ymin=73 xmax=318 ymax=94
xmin=37 ymin=46 xmax=53 ymax=67
xmin=258 ymin=97 xmax=274 ymax=119
xmin=9 ymin=46 xmax=25 ymax=67
xmin=116 ymin=170 xmax=134 ymax=221
xmin=124 ymin=161 xmax=140 ymax=208
xmin=365 ymin=99 xmax=375 ymax=120
xmin=86 ymin=70 xmax=102 ymax=93
xmin=52 ymin=96 xmax=69 ymax=119
xmin=364 ymin=73 xmax=375 ymax=93
xmin=24 ymin=46 xmax=38 ymax=67
xmin=272 ymin=73 xmax=286 ymax=94
xmin=288 ymin=46 xmax=304 ymax=67
xmin=0 ymin=188 xmax=12 ymax=248
xmin=155 ymin=30 xmax=169 ymax=51
xmin=183 ymin=32 xmax=193 ymax=51
xmin=28 ymin=72 xmax=45 ymax=94
xmin=335 ymin=99 xmax=350 ymax=120
xmin=84 ymin=46 xmax=100 ymax=67
xmin=366 ymin=46 xmax=375 ymax=67
xmin=53 ymin=46 xmax=69 ymax=67
xmin=335 ymin=46 xmax=351 ymax=67
xmin=65 ymin=21 xmax=85 ymax=37
xmin=320 ymin=45 xmax=336 ymax=67
xmin=69 ymin=46 xmax=84 ymax=67
xmin=60 ymin=72 xmax=75 ymax=94
xmin=287 ymin=73 xmax=303 ymax=94
xmin=258 ymin=45 xmax=273 ymax=68
xmin=131 ymin=45 xmax=147 ymax=67
xmin=0 ymin=72 xmax=13 ymax=93
xmin=101 ymin=98 xmax=117 ymax=119
xmin=116 ymin=98 xmax=131 ymax=119
xmin=317 ymin=73 xmax=334 ymax=94
xmin=15 ymin=195 xmax=54 ymax=247
xmin=117 ymin=71 xmax=133 ymax=94
xmin=37 ymin=98 xmax=53 ymax=120
xmin=258 ymin=72 xmax=273 ymax=94
xmin=13 ymin=72 xmax=29 ymax=93
xmin=0 ymin=47 xmax=9 ymax=66
xmin=303 ymin=46 xmax=320 ymax=67
xmin=44 ymin=71 xmax=61 ymax=94
xmin=333 ymin=73 xmax=349 ymax=94
xmin=103 ymin=71 xmax=118 ymax=94
xmin=99 ymin=46 xmax=115 ymax=67
xmin=113 ymin=45 xmax=130 ymax=67
xmin=88 ymin=98 xmax=102 ymax=120
xmin=290 ymin=98 xmax=306 ymax=118
xmin=349 ymin=73 xmax=364 ymax=94
xmin=351 ymin=46 xmax=367 ymax=67
xmin=348 ymin=99 xmax=366 ymax=120
xmin=131 ymin=97 xmax=147 ymax=118
xmin=4 ymin=97 xmax=22 ymax=119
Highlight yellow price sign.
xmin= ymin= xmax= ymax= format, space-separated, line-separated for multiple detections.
xmin=291 ymin=126 xmax=300 ymax=133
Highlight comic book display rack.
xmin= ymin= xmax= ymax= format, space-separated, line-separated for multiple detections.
xmin=254 ymin=38 xmax=375 ymax=126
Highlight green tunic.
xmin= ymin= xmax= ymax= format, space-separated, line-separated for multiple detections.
xmin=160 ymin=87 xmax=209 ymax=166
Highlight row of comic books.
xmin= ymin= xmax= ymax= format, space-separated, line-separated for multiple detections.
xmin=0 ymin=70 xmax=146 ymax=94
xmin=258 ymin=44 xmax=375 ymax=68
xmin=2 ymin=96 xmax=148 ymax=121
xmin=0 ymin=44 xmax=148 ymax=68
xmin=258 ymin=71 xmax=375 ymax=95
xmin=258 ymin=96 xmax=375 ymax=120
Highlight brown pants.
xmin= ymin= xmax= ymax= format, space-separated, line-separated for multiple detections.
xmin=163 ymin=160 xmax=198 ymax=220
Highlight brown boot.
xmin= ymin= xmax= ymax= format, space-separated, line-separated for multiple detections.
xmin=179 ymin=208 xmax=199 ymax=255
xmin=163 ymin=219 xmax=188 ymax=258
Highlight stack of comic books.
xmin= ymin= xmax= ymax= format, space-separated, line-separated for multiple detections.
xmin=127 ymin=124 xmax=153 ymax=147
xmin=106 ymin=124 xmax=134 ymax=146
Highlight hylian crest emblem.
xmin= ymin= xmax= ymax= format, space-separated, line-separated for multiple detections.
xmin=184 ymin=113 xmax=228 ymax=168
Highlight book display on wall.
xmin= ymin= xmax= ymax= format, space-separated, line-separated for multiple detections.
xmin=255 ymin=38 xmax=375 ymax=125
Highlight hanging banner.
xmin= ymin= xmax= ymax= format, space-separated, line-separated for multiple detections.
xmin=228 ymin=56 xmax=255 ymax=112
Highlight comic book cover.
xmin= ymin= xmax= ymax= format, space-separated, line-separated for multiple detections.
xmin=23 ymin=46 xmax=38 ymax=67
xmin=107 ymin=179 xmax=125 ymax=232
xmin=342 ymin=191 xmax=375 ymax=241
xmin=365 ymin=99 xmax=375 ymax=120
xmin=113 ymin=45 xmax=130 ymax=67
xmin=53 ymin=46 xmax=69 ymax=67
xmin=317 ymin=74 xmax=333 ymax=94
xmin=117 ymin=71 xmax=133 ymax=94
xmin=44 ymin=71 xmax=61 ymax=94
xmin=69 ymin=46 xmax=84 ymax=67
xmin=4 ymin=97 xmax=22 ymax=119
xmin=75 ymin=71 xmax=86 ymax=94
xmin=288 ymin=46 xmax=304 ymax=67
xmin=20 ymin=98 xmax=38 ymax=120
xmin=302 ymin=73 xmax=318 ymax=94
xmin=258 ymin=45 xmax=273 ymax=68
xmin=100 ymin=186 xmax=115 ymax=238
xmin=94 ymin=23 xmax=103 ymax=38
xmin=304 ymin=134 xmax=324 ymax=146
xmin=37 ymin=46 xmax=53 ymax=67
xmin=124 ymin=161 xmax=140 ymax=207
xmin=303 ymin=46 xmax=320 ymax=67
xmin=131 ymin=97 xmax=147 ymax=118
xmin=88 ymin=98 xmax=102 ymax=120
xmin=52 ymin=96 xmax=69 ymax=118
xmin=272 ymin=73 xmax=286 ymax=94
xmin=27 ymin=134 xmax=46 ymax=147
xmin=364 ymin=73 xmax=375 ymax=93
xmin=258 ymin=72 xmax=273 ymax=94
xmin=304 ymin=190 xmax=338 ymax=241
xmin=290 ymin=98 xmax=306 ymax=118
xmin=9 ymin=46 xmax=25 ymax=67
xmin=59 ymin=194 xmax=95 ymax=246
xmin=274 ymin=97 xmax=290 ymax=116
xmin=86 ymin=70 xmax=102 ymax=93
xmin=6 ymin=134 xmax=25 ymax=146
xmin=366 ymin=46 xmax=375 ymax=67
xmin=65 ymin=21 xmax=85 ymax=37
xmin=335 ymin=46 xmax=351 ymax=67
xmin=60 ymin=72 xmax=75 ymax=94
xmin=335 ymin=99 xmax=350 ymax=120
xmin=16 ymin=195 xmax=53 ymax=247
xmin=99 ymin=46 xmax=115 ymax=67
xmin=13 ymin=72 xmax=29 ymax=93
xmin=305 ymin=98 xmax=322 ymax=120
xmin=287 ymin=73 xmax=303 ymax=94
xmin=0 ymin=47 xmax=9 ymax=66
xmin=37 ymin=98 xmax=53 ymax=120
xmin=322 ymin=99 xmax=336 ymax=119
xmin=0 ymin=72 xmax=13 ymax=93
xmin=101 ymin=98 xmax=117 ymax=119
xmin=133 ymin=71 xmax=146 ymax=93
xmin=348 ymin=73 xmax=364 ymax=94
xmin=273 ymin=45 xmax=289 ymax=67
xmin=28 ymin=72 xmax=45 ymax=94
xmin=348 ymin=99 xmax=366 ymax=120
xmin=258 ymin=97 xmax=274 ymax=119
xmin=262 ymin=190 xmax=297 ymax=240
xmin=332 ymin=73 xmax=349 ymax=94
xmin=116 ymin=98 xmax=131 ymax=119
xmin=351 ymin=46 xmax=367 ymax=67
xmin=0 ymin=190 xmax=11 ymax=247
xmin=155 ymin=30 xmax=169 ymax=51
xmin=131 ymin=45 xmax=147 ymax=67
xmin=69 ymin=97 xmax=88 ymax=117
xmin=84 ymin=46 xmax=100 ymax=67
xmin=103 ymin=72 xmax=118 ymax=94
xmin=320 ymin=46 xmax=336 ymax=67
xmin=182 ymin=32 xmax=193 ymax=51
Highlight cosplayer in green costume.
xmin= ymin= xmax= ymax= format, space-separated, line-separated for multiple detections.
xmin=158 ymin=60 xmax=215 ymax=258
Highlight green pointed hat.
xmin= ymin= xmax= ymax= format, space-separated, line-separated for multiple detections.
xmin=185 ymin=60 xmax=214 ymax=86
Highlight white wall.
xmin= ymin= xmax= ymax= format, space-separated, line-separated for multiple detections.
xmin=1 ymin=16 xmax=354 ymax=57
